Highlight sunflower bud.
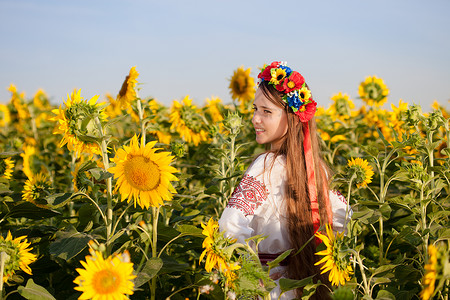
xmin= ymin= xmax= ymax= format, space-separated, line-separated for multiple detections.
xmin=426 ymin=110 xmax=444 ymax=131
xmin=170 ymin=142 xmax=185 ymax=158
xmin=224 ymin=112 xmax=242 ymax=135
xmin=405 ymin=104 xmax=422 ymax=126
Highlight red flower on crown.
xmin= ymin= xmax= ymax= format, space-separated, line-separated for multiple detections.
xmin=258 ymin=61 xmax=281 ymax=81
xmin=282 ymin=71 xmax=305 ymax=93
xmin=296 ymin=100 xmax=317 ymax=123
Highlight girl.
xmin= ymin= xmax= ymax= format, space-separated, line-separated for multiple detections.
xmin=219 ymin=61 xmax=349 ymax=299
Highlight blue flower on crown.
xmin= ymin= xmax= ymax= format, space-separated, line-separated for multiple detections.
xmin=279 ymin=65 xmax=292 ymax=77
xmin=287 ymin=92 xmax=303 ymax=111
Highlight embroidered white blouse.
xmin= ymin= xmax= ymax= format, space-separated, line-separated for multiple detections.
xmin=218 ymin=152 xmax=350 ymax=299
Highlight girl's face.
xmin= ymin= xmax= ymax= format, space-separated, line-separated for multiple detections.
xmin=252 ymin=88 xmax=288 ymax=150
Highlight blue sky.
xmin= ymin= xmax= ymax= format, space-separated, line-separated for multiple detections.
xmin=1 ymin=0 xmax=449 ymax=112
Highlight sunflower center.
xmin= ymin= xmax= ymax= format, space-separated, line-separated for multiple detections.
xmin=93 ymin=269 xmax=120 ymax=294
xmin=124 ymin=155 xmax=161 ymax=191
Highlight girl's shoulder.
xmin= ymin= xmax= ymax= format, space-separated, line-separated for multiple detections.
xmin=246 ymin=152 xmax=286 ymax=179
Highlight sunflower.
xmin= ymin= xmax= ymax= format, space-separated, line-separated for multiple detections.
xmin=199 ymin=218 xmax=240 ymax=285
xmin=315 ymin=224 xmax=353 ymax=286
xmin=51 ymin=90 xmax=107 ymax=156
xmin=21 ymin=145 xmax=40 ymax=179
xmin=329 ymin=92 xmax=355 ymax=121
xmin=72 ymin=160 xmax=93 ymax=193
xmin=358 ymin=75 xmax=389 ymax=107
xmin=109 ymin=135 xmax=178 ymax=209
xmin=22 ymin=172 xmax=52 ymax=207
xmin=389 ymin=99 xmax=409 ymax=139
xmin=421 ymin=245 xmax=437 ymax=300
xmin=229 ymin=66 xmax=256 ymax=106
xmin=117 ymin=66 xmax=139 ymax=109
xmin=169 ymin=96 xmax=209 ymax=146
xmin=104 ymin=93 xmax=123 ymax=119
xmin=74 ymin=249 xmax=135 ymax=300
xmin=362 ymin=108 xmax=392 ymax=141
xmin=0 ymin=157 xmax=15 ymax=179
xmin=0 ymin=231 xmax=37 ymax=282
xmin=205 ymin=97 xmax=224 ymax=125
xmin=8 ymin=84 xmax=30 ymax=121
xmin=0 ymin=104 xmax=11 ymax=127
xmin=32 ymin=89 xmax=51 ymax=111
xmin=347 ymin=157 xmax=375 ymax=188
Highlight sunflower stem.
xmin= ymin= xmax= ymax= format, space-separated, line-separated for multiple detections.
xmin=94 ymin=116 xmax=113 ymax=254
xmin=0 ymin=251 xmax=8 ymax=300
xmin=137 ymin=97 xmax=146 ymax=145
xmin=151 ymin=206 xmax=160 ymax=300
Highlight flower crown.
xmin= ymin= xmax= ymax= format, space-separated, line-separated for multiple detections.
xmin=257 ymin=61 xmax=317 ymax=122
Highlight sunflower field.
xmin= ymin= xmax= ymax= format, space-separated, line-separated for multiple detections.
xmin=0 ymin=65 xmax=448 ymax=300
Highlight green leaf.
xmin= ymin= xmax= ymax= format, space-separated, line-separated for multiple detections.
xmin=4 ymin=202 xmax=60 ymax=219
xmin=175 ymin=224 xmax=203 ymax=237
xmin=134 ymin=257 xmax=163 ymax=288
xmin=375 ymin=290 xmax=396 ymax=299
xmin=49 ymin=231 xmax=92 ymax=261
xmin=89 ymin=168 xmax=113 ymax=181
xmin=17 ymin=279 xmax=56 ymax=300
xmin=279 ymin=275 xmax=315 ymax=292
xmin=46 ymin=192 xmax=82 ymax=208
xmin=267 ymin=249 xmax=293 ymax=269
xmin=371 ymin=264 xmax=398 ymax=277
xmin=0 ymin=151 xmax=21 ymax=158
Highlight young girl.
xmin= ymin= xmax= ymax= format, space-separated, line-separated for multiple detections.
xmin=218 ymin=61 xmax=349 ymax=299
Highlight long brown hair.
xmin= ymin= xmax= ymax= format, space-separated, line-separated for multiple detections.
xmin=259 ymin=81 xmax=332 ymax=299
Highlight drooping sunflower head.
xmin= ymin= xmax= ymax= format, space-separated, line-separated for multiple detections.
xmin=169 ymin=96 xmax=209 ymax=146
xmin=71 ymin=160 xmax=94 ymax=193
xmin=330 ymin=92 xmax=355 ymax=119
xmin=358 ymin=75 xmax=389 ymax=107
xmin=0 ymin=157 xmax=15 ymax=179
xmin=229 ymin=66 xmax=256 ymax=105
xmin=117 ymin=66 xmax=139 ymax=109
xmin=315 ymin=224 xmax=353 ymax=286
xmin=74 ymin=249 xmax=136 ymax=299
xmin=50 ymin=90 xmax=107 ymax=156
xmin=0 ymin=104 xmax=11 ymax=127
xmin=347 ymin=157 xmax=375 ymax=188
xmin=22 ymin=172 xmax=52 ymax=207
xmin=109 ymin=135 xmax=179 ymax=209
xmin=0 ymin=231 xmax=37 ymax=282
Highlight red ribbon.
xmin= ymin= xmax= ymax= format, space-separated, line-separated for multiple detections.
xmin=303 ymin=122 xmax=333 ymax=245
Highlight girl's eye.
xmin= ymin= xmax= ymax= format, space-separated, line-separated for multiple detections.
xmin=264 ymin=110 xmax=271 ymax=114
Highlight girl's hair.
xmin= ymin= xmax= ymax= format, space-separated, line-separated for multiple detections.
xmin=259 ymin=81 xmax=332 ymax=299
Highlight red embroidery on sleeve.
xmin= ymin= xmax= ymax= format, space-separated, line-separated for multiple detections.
xmin=226 ymin=174 xmax=268 ymax=216
xmin=331 ymin=190 xmax=347 ymax=204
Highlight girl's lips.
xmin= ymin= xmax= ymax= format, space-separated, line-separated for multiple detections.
xmin=255 ymin=128 xmax=264 ymax=135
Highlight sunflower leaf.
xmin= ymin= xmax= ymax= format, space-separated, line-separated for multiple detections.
xmin=17 ymin=279 xmax=56 ymax=300
xmin=278 ymin=275 xmax=315 ymax=292
xmin=134 ymin=257 xmax=163 ymax=288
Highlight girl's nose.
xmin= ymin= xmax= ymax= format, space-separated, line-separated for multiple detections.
xmin=252 ymin=112 xmax=259 ymax=125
